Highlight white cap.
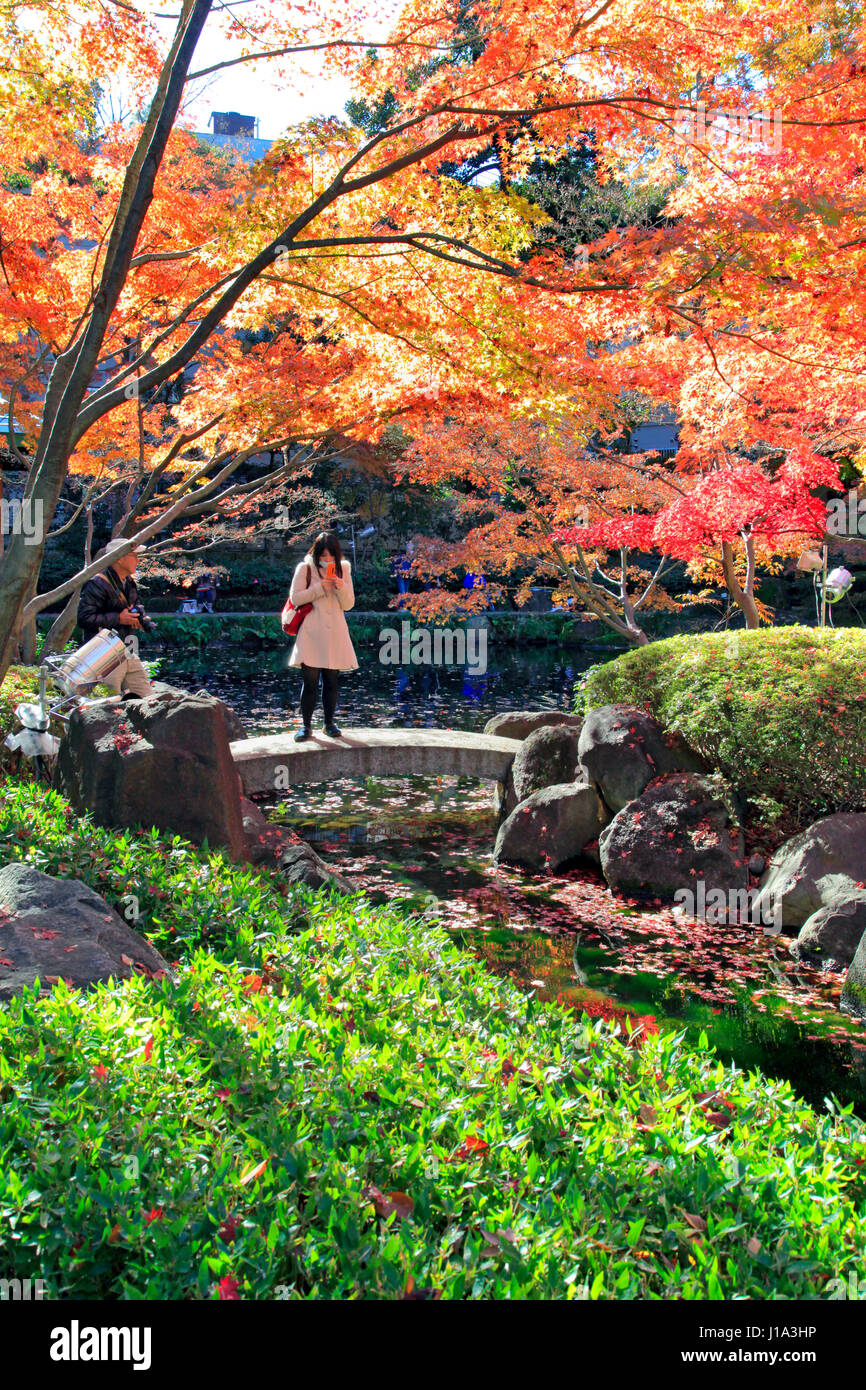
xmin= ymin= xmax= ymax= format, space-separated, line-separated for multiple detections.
xmin=103 ymin=537 xmax=146 ymax=556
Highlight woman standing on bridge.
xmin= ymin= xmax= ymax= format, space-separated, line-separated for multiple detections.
xmin=287 ymin=532 xmax=357 ymax=741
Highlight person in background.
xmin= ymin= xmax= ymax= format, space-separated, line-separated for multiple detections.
xmin=391 ymin=540 xmax=415 ymax=608
xmin=196 ymin=572 xmax=217 ymax=612
xmin=76 ymin=539 xmax=155 ymax=698
xmin=288 ymin=531 xmax=357 ymax=740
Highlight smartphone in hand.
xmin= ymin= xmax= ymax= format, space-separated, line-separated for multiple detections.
xmin=326 ymin=561 xmax=336 ymax=579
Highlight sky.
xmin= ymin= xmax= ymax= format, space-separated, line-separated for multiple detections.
xmin=153 ymin=2 xmax=401 ymax=140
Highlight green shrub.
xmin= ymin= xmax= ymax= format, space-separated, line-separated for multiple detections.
xmin=1 ymin=781 xmax=866 ymax=1299
xmin=579 ymin=627 xmax=866 ymax=826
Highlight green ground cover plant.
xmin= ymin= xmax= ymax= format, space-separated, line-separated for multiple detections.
xmin=1 ymin=782 xmax=865 ymax=1299
xmin=579 ymin=627 xmax=866 ymax=828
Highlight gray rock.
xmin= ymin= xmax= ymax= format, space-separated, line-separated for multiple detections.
xmin=277 ymin=842 xmax=354 ymax=894
xmin=493 ymin=783 xmax=608 ymax=871
xmin=794 ymin=895 xmax=866 ymax=967
xmin=149 ymin=683 xmax=247 ymax=741
xmin=493 ymin=767 xmax=518 ymax=822
xmin=56 ymin=691 xmax=247 ymax=859
xmin=598 ymin=773 xmax=746 ymax=901
xmin=512 ymin=724 xmax=582 ymax=803
xmin=0 ymin=863 xmax=172 ymax=1001
xmin=578 ymin=704 xmax=705 ymax=814
xmin=752 ymin=813 xmax=866 ymax=929
xmin=240 ymin=798 xmax=353 ymax=894
xmin=194 ymin=690 xmax=247 ymax=742
xmin=484 ymin=710 xmax=582 ymax=742
xmin=842 ymin=934 xmax=866 ymax=1020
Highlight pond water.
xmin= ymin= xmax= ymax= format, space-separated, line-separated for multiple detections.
xmin=155 ymin=638 xmax=866 ymax=1116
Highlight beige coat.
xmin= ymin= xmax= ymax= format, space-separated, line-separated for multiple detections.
xmin=288 ymin=555 xmax=358 ymax=671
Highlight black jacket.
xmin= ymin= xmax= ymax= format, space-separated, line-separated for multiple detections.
xmin=77 ymin=569 xmax=144 ymax=644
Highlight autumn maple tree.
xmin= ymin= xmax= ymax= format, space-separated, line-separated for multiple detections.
xmin=394 ymin=408 xmax=684 ymax=644
xmin=1 ymin=0 xmax=865 ymax=677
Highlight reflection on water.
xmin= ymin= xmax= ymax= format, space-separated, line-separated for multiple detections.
xmin=155 ymin=643 xmax=588 ymax=734
xmin=156 ymin=641 xmax=866 ymax=1117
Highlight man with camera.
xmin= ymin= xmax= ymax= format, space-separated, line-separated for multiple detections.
xmin=76 ymin=538 xmax=155 ymax=699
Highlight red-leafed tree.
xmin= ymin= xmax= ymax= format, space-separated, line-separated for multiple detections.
xmin=556 ymin=447 xmax=841 ymax=628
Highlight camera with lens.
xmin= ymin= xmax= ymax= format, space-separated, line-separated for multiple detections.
xmin=130 ymin=603 xmax=156 ymax=635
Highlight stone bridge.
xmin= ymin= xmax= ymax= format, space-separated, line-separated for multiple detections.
xmin=230 ymin=727 xmax=521 ymax=795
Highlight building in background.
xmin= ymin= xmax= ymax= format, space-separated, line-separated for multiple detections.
xmin=629 ymin=402 xmax=679 ymax=459
xmin=199 ymin=111 xmax=272 ymax=163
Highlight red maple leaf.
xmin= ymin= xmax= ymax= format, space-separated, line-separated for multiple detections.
xmin=451 ymin=1134 xmax=490 ymax=1162
xmin=218 ymin=1275 xmax=241 ymax=1300
xmin=218 ymin=1214 xmax=241 ymax=1243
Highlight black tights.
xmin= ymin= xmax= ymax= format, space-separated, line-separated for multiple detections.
xmin=299 ymin=663 xmax=339 ymax=726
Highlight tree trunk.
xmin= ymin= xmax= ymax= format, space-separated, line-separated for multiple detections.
xmin=721 ymin=540 xmax=760 ymax=628
xmin=42 ymin=589 xmax=81 ymax=657
xmin=0 ymin=0 xmax=214 ymax=686
xmin=619 ymin=550 xmax=650 ymax=645
xmin=15 ymin=572 xmax=39 ymax=665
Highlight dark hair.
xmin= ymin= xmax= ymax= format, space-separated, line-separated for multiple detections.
xmin=311 ymin=531 xmax=343 ymax=577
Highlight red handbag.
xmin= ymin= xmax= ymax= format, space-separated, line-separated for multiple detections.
xmin=281 ymin=564 xmax=313 ymax=636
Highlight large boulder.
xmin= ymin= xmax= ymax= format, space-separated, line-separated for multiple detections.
xmin=493 ymin=783 xmax=608 ymax=872
xmin=195 ymin=690 xmax=247 ymax=742
xmin=56 ymin=691 xmax=248 ymax=858
xmin=598 ymin=773 xmax=746 ymax=901
xmin=0 ymin=863 xmax=172 ymax=1001
xmin=578 ymin=705 xmax=705 ymax=814
xmin=752 ymin=814 xmax=866 ymax=930
xmin=842 ymin=934 xmax=866 ymax=1021
xmin=512 ymin=724 xmax=582 ymax=803
xmin=150 ymin=682 xmax=247 ymax=741
xmin=794 ymin=896 xmax=866 ymax=967
xmin=241 ymin=799 xmax=353 ymax=894
xmin=484 ymin=710 xmax=582 ymax=742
